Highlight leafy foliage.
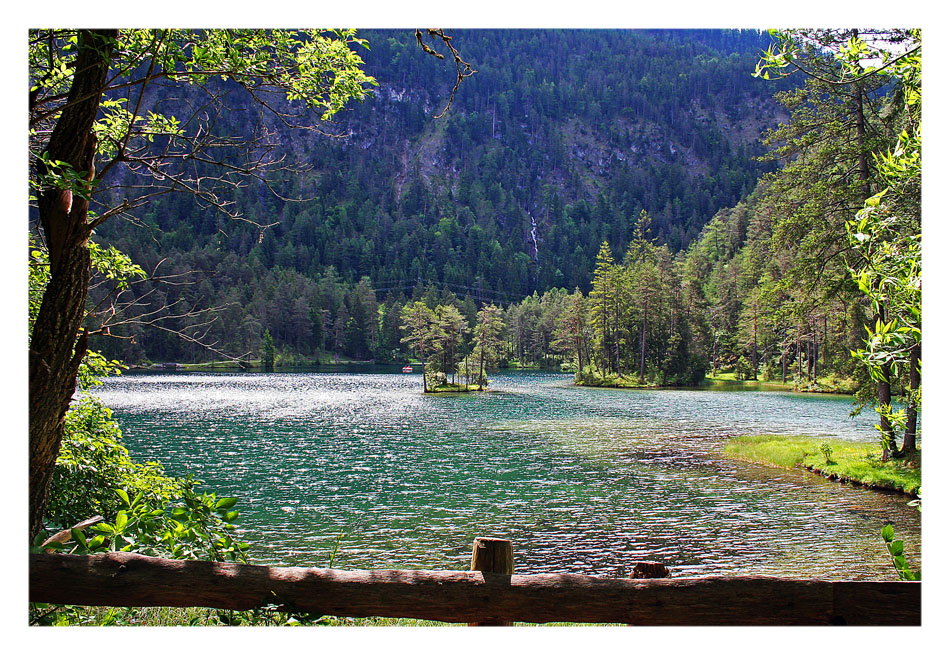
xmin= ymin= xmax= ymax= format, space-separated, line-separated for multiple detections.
xmin=41 ymin=483 xmax=249 ymax=563
xmin=881 ymin=523 xmax=920 ymax=581
xmin=46 ymin=397 xmax=181 ymax=528
xmin=753 ymin=28 xmax=922 ymax=459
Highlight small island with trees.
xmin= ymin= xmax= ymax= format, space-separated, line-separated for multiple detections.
xmin=401 ymin=301 xmax=504 ymax=392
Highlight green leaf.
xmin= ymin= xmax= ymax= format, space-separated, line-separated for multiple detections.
xmin=888 ymin=540 xmax=904 ymax=557
xmin=215 ymin=497 xmax=238 ymax=510
xmin=90 ymin=523 xmax=116 ymax=535
xmin=70 ymin=528 xmax=88 ymax=549
xmin=116 ymin=489 xmax=130 ymax=507
xmin=882 ymin=523 xmax=895 ymax=542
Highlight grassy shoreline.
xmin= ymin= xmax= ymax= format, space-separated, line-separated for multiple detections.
xmin=574 ymin=375 xmax=656 ymax=389
xmin=572 ymin=371 xmax=860 ymax=393
xmin=724 ymin=435 xmax=920 ymax=495
xmin=704 ymin=372 xmax=859 ymax=394
xmin=425 ymin=383 xmax=487 ymax=393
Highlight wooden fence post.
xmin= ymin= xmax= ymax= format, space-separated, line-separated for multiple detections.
xmin=469 ymin=537 xmax=514 ymax=626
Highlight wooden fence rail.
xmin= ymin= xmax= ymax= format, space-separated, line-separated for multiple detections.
xmin=29 ymin=552 xmax=919 ymax=625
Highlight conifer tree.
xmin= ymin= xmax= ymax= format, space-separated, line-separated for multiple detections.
xmin=473 ymin=303 xmax=505 ymax=389
xmin=400 ymin=301 xmax=435 ymax=392
xmin=261 ymin=329 xmax=275 ymax=371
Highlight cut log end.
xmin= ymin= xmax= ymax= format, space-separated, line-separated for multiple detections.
xmin=470 ymin=537 xmax=514 ymax=576
xmin=630 ymin=561 xmax=671 ymax=579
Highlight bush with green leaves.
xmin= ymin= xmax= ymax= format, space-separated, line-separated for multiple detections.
xmin=35 ymin=482 xmax=249 ymax=563
xmin=30 ymin=483 xmax=252 ymax=626
xmin=733 ymin=356 xmax=753 ymax=381
xmin=46 ymin=396 xmax=182 ymax=528
xmin=881 ymin=523 xmax=920 ymax=581
xmin=819 ymin=442 xmax=834 ymax=465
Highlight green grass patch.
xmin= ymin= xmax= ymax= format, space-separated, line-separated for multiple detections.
xmin=707 ymin=371 xmax=739 ymax=382
xmin=177 ymin=359 xmax=254 ymax=371
xmin=724 ymin=435 xmax=920 ymax=495
xmin=426 ymin=383 xmax=485 ymax=393
xmin=704 ymin=374 xmax=794 ymax=390
xmin=705 ymin=372 xmax=857 ymax=394
xmin=39 ymin=605 xmax=619 ymax=626
xmin=575 ymin=371 xmax=655 ymax=389
xmin=797 ymin=373 xmax=859 ymax=394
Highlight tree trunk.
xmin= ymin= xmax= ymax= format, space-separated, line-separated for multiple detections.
xmin=852 ymin=29 xmax=872 ymax=201
xmin=751 ymin=300 xmax=758 ymax=381
xmin=639 ymin=298 xmax=648 ymax=383
xmin=796 ymin=323 xmax=802 ymax=380
xmin=874 ymin=309 xmax=897 ymax=460
xmin=479 ymin=345 xmax=485 ymax=391
xmin=901 ymin=341 xmax=920 ymax=455
xmin=29 ymin=30 xmax=116 ymax=541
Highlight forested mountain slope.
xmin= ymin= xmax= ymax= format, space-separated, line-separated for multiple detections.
xmin=89 ymin=29 xmax=796 ymax=363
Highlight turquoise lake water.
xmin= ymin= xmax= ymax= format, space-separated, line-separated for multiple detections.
xmin=96 ymin=369 xmax=921 ymax=580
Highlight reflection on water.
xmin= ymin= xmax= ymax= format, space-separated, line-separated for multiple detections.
xmin=97 ymin=370 xmax=920 ymax=580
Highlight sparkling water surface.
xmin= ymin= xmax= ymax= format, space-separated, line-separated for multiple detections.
xmin=97 ymin=369 xmax=920 ymax=580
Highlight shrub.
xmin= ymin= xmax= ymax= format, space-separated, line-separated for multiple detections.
xmin=46 ymin=395 xmax=181 ymax=528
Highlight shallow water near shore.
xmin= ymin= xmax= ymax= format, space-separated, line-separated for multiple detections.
xmin=97 ymin=369 xmax=920 ymax=580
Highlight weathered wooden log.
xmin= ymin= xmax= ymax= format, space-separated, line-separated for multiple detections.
xmin=29 ymin=553 xmax=920 ymax=625
xmin=469 ymin=537 xmax=514 ymax=625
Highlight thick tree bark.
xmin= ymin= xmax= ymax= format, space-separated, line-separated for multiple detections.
xmin=29 ymin=30 xmax=116 ymax=541
xmin=878 ymin=365 xmax=896 ymax=460
xmin=901 ymin=341 xmax=920 ymax=455
xmin=852 ymin=29 xmax=873 ymax=202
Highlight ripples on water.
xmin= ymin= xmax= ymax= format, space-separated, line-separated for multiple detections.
xmin=97 ymin=370 xmax=920 ymax=580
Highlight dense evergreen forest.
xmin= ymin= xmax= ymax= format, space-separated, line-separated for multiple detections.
xmin=82 ymin=29 xmax=797 ymax=365
xmin=71 ymin=28 xmax=919 ymax=440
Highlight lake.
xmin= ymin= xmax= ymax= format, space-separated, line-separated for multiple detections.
xmin=96 ymin=369 xmax=921 ymax=580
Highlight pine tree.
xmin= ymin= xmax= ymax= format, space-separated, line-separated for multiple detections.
xmin=400 ymin=301 xmax=434 ymax=392
xmin=261 ymin=328 xmax=275 ymax=371
xmin=588 ymin=241 xmax=616 ymax=376
xmin=473 ymin=304 xmax=505 ymax=389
